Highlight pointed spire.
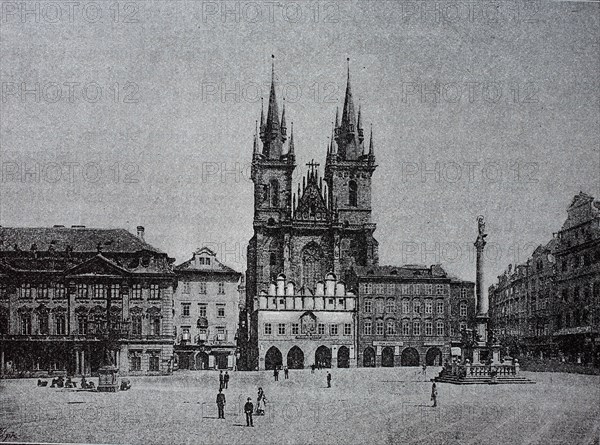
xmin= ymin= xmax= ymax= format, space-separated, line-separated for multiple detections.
xmin=357 ymin=104 xmax=364 ymax=144
xmin=288 ymin=122 xmax=294 ymax=157
xmin=330 ymin=123 xmax=337 ymax=155
xmin=369 ymin=124 xmax=374 ymax=157
xmin=260 ymin=97 xmax=265 ymax=129
xmin=357 ymin=104 xmax=362 ymax=129
xmin=341 ymin=57 xmax=357 ymax=133
xmin=281 ymin=98 xmax=287 ymax=139
xmin=253 ymin=120 xmax=259 ymax=155
xmin=266 ymin=55 xmax=280 ymax=133
xmin=335 ymin=107 xmax=339 ymax=128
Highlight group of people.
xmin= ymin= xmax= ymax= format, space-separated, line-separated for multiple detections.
xmin=272 ymin=365 xmax=289 ymax=381
xmin=215 ymin=384 xmax=268 ymax=427
xmin=218 ymin=370 xmax=230 ymax=390
xmin=38 ymin=376 xmax=96 ymax=390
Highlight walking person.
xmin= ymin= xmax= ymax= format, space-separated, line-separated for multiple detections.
xmin=284 ymin=366 xmax=289 ymax=379
xmin=219 ymin=370 xmax=224 ymax=391
xmin=256 ymin=387 xmax=267 ymax=416
xmin=216 ymin=388 xmax=226 ymax=419
xmin=244 ymin=397 xmax=254 ymax=427
xmin=224 ymin=371 xmax=230 ymax=389
xmin=327 ymin=371 xmax=332 ymax=388
xmin=431 ymin=382 xmax=438 ymax=407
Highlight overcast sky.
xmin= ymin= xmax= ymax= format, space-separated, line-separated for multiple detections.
xmin=0 ymin=0 xmax=598 ymax=287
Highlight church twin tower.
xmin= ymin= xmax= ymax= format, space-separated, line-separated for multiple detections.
xmin=246 ymin=57 xmax=379 ymax=303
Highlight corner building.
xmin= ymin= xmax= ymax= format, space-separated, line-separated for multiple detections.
xmin=244 ymin=60 xmax=378 ymax=369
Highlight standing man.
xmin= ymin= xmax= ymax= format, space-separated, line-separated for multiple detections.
xmin=284 ymin=366 xmax=289 ymax=379
xmin=244 ymin=397 xmax=254 ymax=427
xmin=224 ymin=371 xmax=230 ymax=389
xmin=216 ymin=388 xmax=226 ymax=419
xmin=219 ymin=370 xmax=224 ymax=391
xmin=273 ymin=366 xmax=279 ymax=382
xmin=311 ymin=364 xmax=315 ymax=374
xmin=431 ymin=382 xmax=438 ymax=407
xmin=327 ymin=371 xmax=332 ymax=388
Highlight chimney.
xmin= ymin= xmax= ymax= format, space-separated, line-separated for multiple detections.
xmin=137 ymin=226 xmax=145 ymax=241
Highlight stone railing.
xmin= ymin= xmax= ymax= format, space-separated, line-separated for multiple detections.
xmin=442 ymin=360 xmax=519 ymax=379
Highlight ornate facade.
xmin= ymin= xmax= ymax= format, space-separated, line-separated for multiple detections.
xmin=244 ymin=59 xmax=379 ymax=369
xmin=0 ymin=226 xmax=175 ymax=377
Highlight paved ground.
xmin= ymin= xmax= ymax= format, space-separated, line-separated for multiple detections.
xmin=1 ymin=368 xmax=599 ymax=445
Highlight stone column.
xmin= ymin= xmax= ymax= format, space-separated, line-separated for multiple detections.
xmin=75 ymin=350 xmax=80 ymax=375
xmin=1 ymin=348 xmax=4 ymax=376
xmin=475 ymin=216 xmax=488 ymax=317
xmin=80 ymin=351 xmax=85 ymax=376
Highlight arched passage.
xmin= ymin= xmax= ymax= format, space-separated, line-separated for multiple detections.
xmin=426 ymin=347 xmax=442 ymax=366
xmin=265 ymin=346 xmax=283 ymax=370
xmin=315 ymin=345 xmax=332 ymax=368
xmin=401 ymin=347 xmax=420 ymax=366
xmin=337 ymin=346 xmax=350 ymax=368
xmin=287 ymin=346 xmax=304 ymax=369
xmin=363 ymin=347 xmax=375 ymax=367
xmin=196 ymin=352 xmax=209 ymax=370
xmin=178 ymin=352 xmax=191 ymax=370
xmin=382 ymin=347 xmax=395 ymax=367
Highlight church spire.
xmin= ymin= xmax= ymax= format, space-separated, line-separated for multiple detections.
xmin=334 ymin=58 xmax=360 ymax=160
xmin=253 ymin=120 xmax=260 ymax=156
xmin=341 ymin=58 xmax=357 ymax=134
xmin=357 ymin=104 xmax=364 ymax=144
xmin=369 ymin=124 xmax=375 ymax=158
xmin=260 ymin=55 xmax=285 ymax=158
xmin=287 ymin=122 xmax=295 ymax=158
xmin=281 ymin=99 xmax=287 ymax=141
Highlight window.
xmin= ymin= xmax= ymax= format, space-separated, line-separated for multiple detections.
xmin=37 ymin=283 xmax=49 ymax=299
xmin=330 ymin=324 xmax=338 ymax=336
xmin=270 ymin=252 xmax=277 ymax=266
xmin=182 ymin=282 xmax=190 ymax=294
xmin=413 ymin=320 xmax=421 ymax=336
xmin=402 ymin=320 xmax=410 ymax=336
xmin=401 ymin=284 xmax=409 ymax=295
xmin=264 ymin=323 xmax=272 ymax=335
xmin=376 ymin=320 xmax=384 ymax=336
xmin=131 ymin=284 xmax=142 ymax=299
xmin=217 ymin=304 xmax=225 ymax=317
xmin=413 ymin=299 xmax=421 ymax=314
xmin=93 ymin=284 xmax=106 ymax=299
xmin=292 ymin=323 xmax=299 ymax=335
xmin=54 ymin=283 xmax=66 ymax=299
xmin=198 ymin=282 xmax=206 ymax=294
xmin=38 ymin=314 xmax=49 ymax=335
xmin=132 ymin=316 xmax=142 ymax=335
xmin=150 ymin=317 xmax=160 ymax=336
xmin=459 ymin=322 xmax=467 ymax=332
xmin=459 ymin=301 xmax=468 ymax=317
xmin=218 ymin=282 xmax=225 ymax=294
xmin=364 ymin=299 xmax=372 ymax=313
xmin=318 ymin=323 xmax=325 ymax=335
xmin=436 ymin=320 xmax=444 ymax=336
xmin=149 ymin=284 xmax=160 ymax=300
xmin=149 ymin=355 xmax=160 ymax=372
xmin=386 ymin=299 xmax=395 ymax=313
xmin=110 ymin=284 xmax=120 ymax=298
xmin=198 ymin=304 xmax=207 ymax=318
xmin=278 ymin=323 xmax=286 ymax=335
xmin=426 ymin=284 xmax=433 ymax=295
xmin=450 ymin=325 xmax=455 ymax=337
xmin=78 ymin=316 xmax=88 ymax=335
xmin=460 ymin=288 xmax=467 ymax=298
xmin=437 ymin=300 xmax=444 ymax=314
xmin=344 ymin=323 xmax=352 ymax=336
xmin=349 ymin=180 xmax=357 ymax=207
xmin=425 ymin=300 xmax=433 ymax=314
xmin=328 ymin=298 xmax=334 ymax=305
xmin=182 ymin=303 xmax=191 ymax=317
xmin=269 ymin=179 xmax=279 ymax=207
xmin=376 ymin=299 xmax=384 ymax=313
xmin=386 ymin=319 xmax=395 ymax=335
xmin=55 ymin=314 xmax=66 ymax=335
xmin=402 ymin=300 xmax=410 ymax=314
xmin=130 ymin=356 xmax=141 ymax=371
xmin=425 ymin=320 xmax=433 ymax=336
xmin=20 ymin=283 xmax=32 ymax=299
xmin=436 ymin=284 xmax=444 ymax=295
xmin=364 ymin=321 xmax=372 ymax=335
xmin=365 ymin=283 xmax=372 ymax=294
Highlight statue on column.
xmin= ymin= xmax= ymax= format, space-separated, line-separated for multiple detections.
xmin=476 ymin=215 xmax=487 ymax=245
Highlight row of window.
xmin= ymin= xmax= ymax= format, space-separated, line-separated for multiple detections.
xmin=129 ymin=354 xmax=160 ymax=372
xmin=560 ymin=250 xmax=600 ymax=272
xmin=364 ymin=299 xmax=468 ymax=317
xmin=181 ymin=303 xmax=225 ymax=318
xmin=7 ymin=283 xmax=162 ymax=300
xmin=363 ymin=319 xmax=467 ymax=336
xmin=181 ymin=281 xmax=225 ymax=294
xmin=361 ymin=283 xmax=459 ymax=296
xmin=263 ymin=323 xmax=352 ymax=336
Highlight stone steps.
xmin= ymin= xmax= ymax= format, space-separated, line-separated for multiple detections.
xmin=434 ymin=374 xmax=536 ymax=385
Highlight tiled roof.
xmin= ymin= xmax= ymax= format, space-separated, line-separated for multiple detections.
xmin=0 ymin=227 xmax=164 ymax=254
xmin=352 ymin=264 xmax=450 ymax=279
xmin=175 ymin=249 xmax=240 ymax=276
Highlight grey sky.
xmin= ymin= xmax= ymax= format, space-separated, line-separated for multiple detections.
xmin=0 ymin=0 xmax=598 ymax=286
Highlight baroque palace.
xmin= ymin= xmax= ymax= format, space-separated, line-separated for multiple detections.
xmin=242 ymin=59 xmax=475 ymax=370
xmin=0 ymin=226 xmax=175 ymax=377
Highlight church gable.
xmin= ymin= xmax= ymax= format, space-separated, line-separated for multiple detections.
xmin=293 ymin=163 xmax=330 ymax=222
xmin=64 ymin=254 xmax=130 ymax=278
